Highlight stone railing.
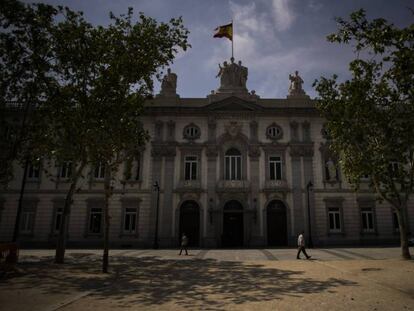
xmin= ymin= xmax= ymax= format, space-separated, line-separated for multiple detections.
xmin=216 ymin=180 xmax=250 ymax=192
xmin=263 ymin=180 xmax=289 ymax=192
xmin=175 ymin=180 xmax=202 ymax=192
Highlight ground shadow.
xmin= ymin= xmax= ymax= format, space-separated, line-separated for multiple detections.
xmin=0 ymin=253 xmax=358 ymax=310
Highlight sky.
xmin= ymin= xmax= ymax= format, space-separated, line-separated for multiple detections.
xmin=24 ymin=0 xmax=413 ymax=99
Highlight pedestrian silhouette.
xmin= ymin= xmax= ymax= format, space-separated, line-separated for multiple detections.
xmin=297 ymin=230 xmax=311 ymax=259
xmin=179 ymin=233 xmax=189 ymax=255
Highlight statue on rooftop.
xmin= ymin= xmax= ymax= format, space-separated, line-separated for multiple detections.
xmin=160 ymin=68 xmax=177 ymax=95
xmin=289 ymin=70 xmax=305 ymax=96
xmin=216 ymin=58 xmax=248 ymax=92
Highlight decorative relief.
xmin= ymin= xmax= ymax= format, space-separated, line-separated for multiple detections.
xmin=248 ymin=145 xmax=261 ymax=158
xmin=216 ymin=180 xmax=250 ymax=192
xmin=151 ymin=144 xmax=176 ymax=158
xmin=290 ymin=144 xmax=314 ymax=157
xmin=290 ymin=121 xmax=299 ymax=141
xmin=225 ymin=121 xmax=242 ymax=137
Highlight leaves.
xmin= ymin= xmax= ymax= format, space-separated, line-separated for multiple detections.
xmin=314 ymin=10 xmax=414 ymax=209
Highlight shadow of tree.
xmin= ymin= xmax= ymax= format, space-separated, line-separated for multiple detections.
xmin=1 ymin=254 xmax=358 ymax=310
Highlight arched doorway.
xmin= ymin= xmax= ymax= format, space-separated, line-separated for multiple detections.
xmin=267 ymin=200 xmax=288 ymax=246
xmin=179 ymin=201 xmax=200 ymax=247
xmin=222 ymin=200 xmax=243 ymax=247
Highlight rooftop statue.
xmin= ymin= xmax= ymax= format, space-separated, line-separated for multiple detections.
xmin=288 ymin=71 xmax=305 ymax=95
xmin=215 ymin=58 xmax=248 ymax=94
xmin=160 ymin=68 xmax=178 ymax=96
xmin=288 ymin=70 xmax=309 ymax=99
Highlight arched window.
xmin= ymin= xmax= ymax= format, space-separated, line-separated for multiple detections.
xmin=183 ymin=123 xmax=200 ymax=140
xmin=266 ymin=123 xmax=283 ymax=140
xmin=225 ymin=148 xmax=241 ymax=180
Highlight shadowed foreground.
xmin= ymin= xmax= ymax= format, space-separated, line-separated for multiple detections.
xmin=0 ymin=252 xmax=413 ymax=310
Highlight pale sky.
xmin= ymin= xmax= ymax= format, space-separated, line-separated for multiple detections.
xmin=25 ymin=0 xmax=413 ymax=99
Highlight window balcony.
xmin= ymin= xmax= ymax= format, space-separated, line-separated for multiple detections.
xmin=216 ymin=180 xmax=250 ymax=192
xmin=175 ymin=180 xmax=203 ymax=193
xmin=263 ymin=180 xmax=289 ymax=192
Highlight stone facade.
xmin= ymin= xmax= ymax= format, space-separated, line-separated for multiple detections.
xmin=1 ymin=62 xmax=413 ymax=248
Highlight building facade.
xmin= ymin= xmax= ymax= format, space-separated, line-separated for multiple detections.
xmin=0 ymin=59 xmax=412 ymax=248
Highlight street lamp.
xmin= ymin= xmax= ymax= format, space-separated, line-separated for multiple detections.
xmin=306 ymin=181 xmax=314 ymax=248
xmin=153 ymin=181 xmax=160 ymax=249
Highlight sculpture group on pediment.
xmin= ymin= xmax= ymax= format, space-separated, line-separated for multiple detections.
xmin=216 ymin=59 xmax=248 ymax=90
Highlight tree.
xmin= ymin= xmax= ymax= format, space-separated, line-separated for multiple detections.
xmin=0 ymin=0 xmax=59 ymax=243
xmin=7 ymin=2 xmax=190 ymax=266
xmin=314 ymin=9 xmax=414 ymax=259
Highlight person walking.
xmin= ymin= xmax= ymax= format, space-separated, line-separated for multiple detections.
xmin=179 ymin=233 xmax=189 ymax=256
xmin=297 ymin=230 xmax=311 ymax=259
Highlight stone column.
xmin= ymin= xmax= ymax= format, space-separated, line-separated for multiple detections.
xmin=147 ymin=120 xmax=164 ymax=246
xmin=302 ymin=145 xmax=316 ymax=245
xmin=159 ymin=151 xmax=175 ymax=246
xmin=205 ymin=117 xmax=218 ymax=247
xmin=290 ymin=145 xmax=304 ymax=243
xmin=159 ymin=120 xmax=176 ymax=247
xmin=249 ymin=144 xmax=262 ymax=246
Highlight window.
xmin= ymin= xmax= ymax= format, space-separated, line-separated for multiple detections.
xmin=361 ymin=208 xmax=375 ymax=232
xmin=123 ymin=208 xmax=137 ymax=234
xmin=184 ymin=156 xmax=198 ymax=180
xmin=27 ymin=163 xmax=40 ymax=181
xmin=266 ymin=124 xmax=283 ymax=140
xmin=94 ymin=162 xmax=105 ymax=180
xmin=328 ymin=207 xmax=341 ymax=232
xmin=225 ymin=148 xmax=241 ymax=180
xmin=269 ymin=156 xmax=282 ymax=180
xmin=53 ymin=207 xmax=63 ymax=233
xmin=20 ymin=208 xmax=36 ymax=234
xmin=183 ymin=124 xmax=200 ymax=140
xmin=393 ymin=212 xmax=400 ymax=232
xmin=59 ymin=161 xmax=72 ymax=179
xmin=89 ymin=207 xmax=102 ymax=234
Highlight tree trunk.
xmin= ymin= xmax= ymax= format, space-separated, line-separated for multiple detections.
xmin=55 ymin=163 xmax=85 ymax=264
xmin=12 ymin=159 xmax=29 ymax=243
xmin=55 ymin=180 xmax=76 ymax=264
xmin=102 ymin=169 xmax=111 ymax=273
xmin=396 ymin=207 xmax=411 ymax=260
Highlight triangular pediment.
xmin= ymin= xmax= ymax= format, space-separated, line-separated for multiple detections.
xmin=206 ymin=96 xmax=263 ymax=111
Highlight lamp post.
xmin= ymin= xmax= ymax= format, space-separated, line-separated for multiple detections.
xmin=306 ymin=181 xmax=314 ymax=248
xmin=153 ymin=181 xmax=160 ymax=249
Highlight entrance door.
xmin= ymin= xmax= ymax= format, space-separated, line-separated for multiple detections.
xmin=179 ymin=201 xmax=200 ymax=247
xmin=267 ymin=200 xmax=288 ymax=246
xmin=222 ymin=200 xmax=243 ymax=247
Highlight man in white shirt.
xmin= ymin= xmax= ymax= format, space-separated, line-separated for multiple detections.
xmin=297 ymin=230 xmax=311 ymax=259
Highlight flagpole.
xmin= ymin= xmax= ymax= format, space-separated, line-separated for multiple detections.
xmin=231 ymin=19 xmax=234 ymax=62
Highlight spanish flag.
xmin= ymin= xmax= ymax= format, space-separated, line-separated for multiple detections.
xmin=213 ymin=23 xmax=233 ymax=41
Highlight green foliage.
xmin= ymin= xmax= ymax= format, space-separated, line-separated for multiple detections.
xmin=314 ymin=9 xmax=414 ymax=209
xmin=1 ymin=0 xmax=190 ymax=262
xmin=0 ymin=0 xmax=58 ymax=183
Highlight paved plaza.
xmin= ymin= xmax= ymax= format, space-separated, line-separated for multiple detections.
xmin=0 ymin=247 xmax=413 ymax=310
